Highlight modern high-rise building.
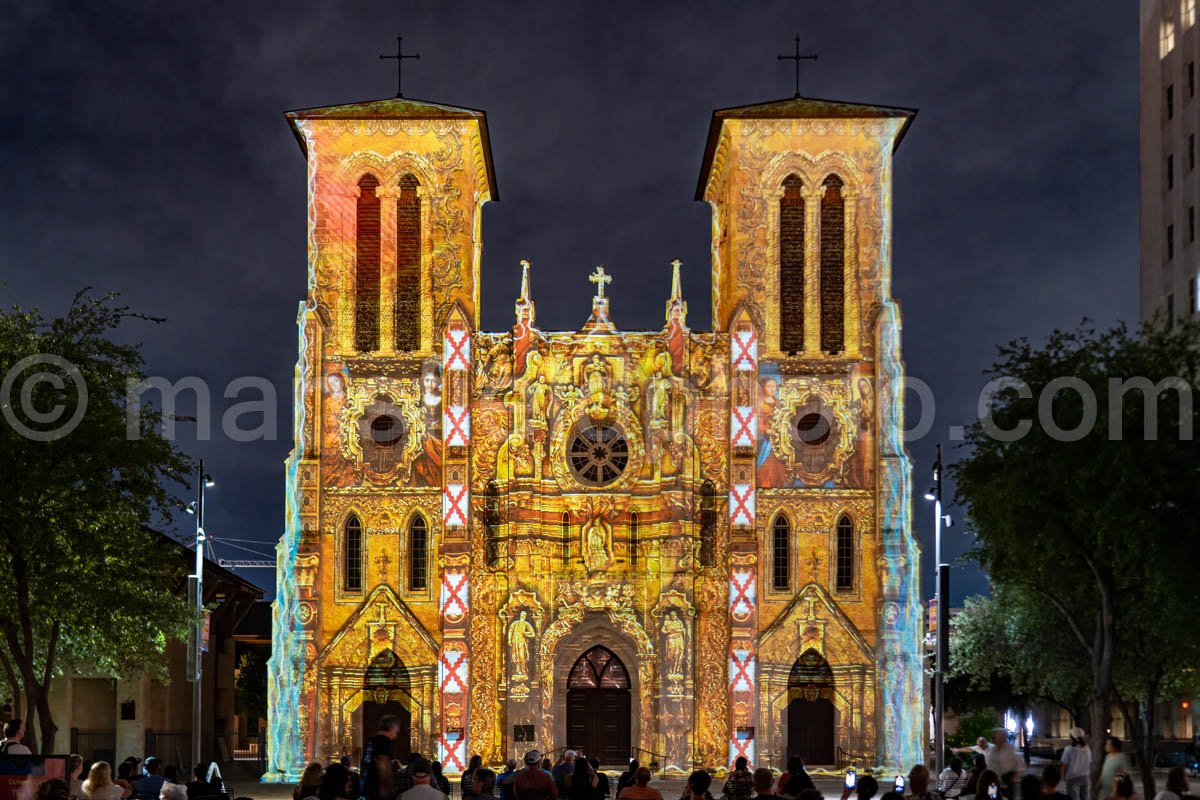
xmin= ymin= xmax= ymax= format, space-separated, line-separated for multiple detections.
xmin=1142 ymin=0 xmax=1200 ymax=324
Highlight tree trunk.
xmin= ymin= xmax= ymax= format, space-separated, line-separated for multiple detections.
xmin=1129 ymin=682 xmax=1160 ymax=800
xmin=1089 ymin=580 xmax=1117 ymax=794
xmin=35 ymin=686 xmax=57 ymax=755
xmin=21 ymin=684 xmax=39 ymax=754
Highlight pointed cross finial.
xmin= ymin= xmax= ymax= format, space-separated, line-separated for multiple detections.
xmin=670 ymin=259 xmax=683 ymax=301
xmin=589 ymin=265 xmax=612 ymax=300
xmin=777 ymin=35 xmax=818 ymax=98
xmin=518 ymin=259 xmax=532 ymax=303
xmin=379 ymin=35 xmax=420 ymax=98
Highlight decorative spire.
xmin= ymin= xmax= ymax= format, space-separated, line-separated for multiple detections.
xmin=581 ymin=265 xmax=617 ymax=334
xmin=589 ymin=265 xmax=612 ymax=301
xmin=518 ymin=259 xmax=532 ymax=303
xmin=665 ymin=259 xmax=688 ymax=327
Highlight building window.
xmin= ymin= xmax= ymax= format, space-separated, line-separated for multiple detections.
xmin=1163 ymin=16 xmax=1177 ymax=59
xmin=395 ymin=173 xmax=421 ymax=351
xmin=1168 ymin=224 xmax=1176 ymax=260
xmin=835 ymin=515 xmax=854 ymax=591
xmin=779 ymin=174 xmax=806 ymax=354
xmin=772 ymin=515 xmax=790 ymax=590
xmin=561 ymin=511 xmax=571 ymax=566
xmin=344 ymin=515 xmax=363 ymax=592
xmin=820 ymin=174 xmax=846 ymax=353
xmin=1186 ymin=0 xmax=1196 ymax=29
xmin=629 ymin=512 xmax=640 ymax=567
xmin=1168 ymin=292 xmax=1176 ymax=328
xmin=409 ymin=514 xmax=428 ymax=591
xmin=1168 ymin=85 xmax=1176 ymax=120
xmin=355 ymin=174 xmax=382 ymax=352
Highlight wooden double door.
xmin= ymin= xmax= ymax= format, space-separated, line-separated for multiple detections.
xmin=565 ymin=646 xmax=632 ymax=765
xmin=786 ymin=697 xmax=835 ymax=765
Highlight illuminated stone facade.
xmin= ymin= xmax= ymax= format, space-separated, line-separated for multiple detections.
xmin=267 ymin=93 xmax=924 ymax=779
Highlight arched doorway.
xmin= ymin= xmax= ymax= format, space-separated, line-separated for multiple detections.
xmin=566 ymin=646 xmax=631 ymax=764
xmin=360 ymin=649 xmax=412 ymax=760
xmin=786 ymin=649 xmax=836 ymax=765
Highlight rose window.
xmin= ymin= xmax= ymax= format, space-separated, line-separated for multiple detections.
xmin=568 ymin=423 xmax=630 ymax=486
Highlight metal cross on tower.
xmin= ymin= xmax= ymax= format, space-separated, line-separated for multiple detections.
xmin=589 ymin=265 xmax=612 ymax=300
xmin=379 ymin=35 xmax=420 ymax=98
xmin=777 ymin=35 xmax=818 ymax=98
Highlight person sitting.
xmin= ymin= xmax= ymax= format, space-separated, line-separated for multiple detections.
xmin=753 ymin=768 xmax=786 ymax=800
xmin=722 ymin=758 xmax=753 ymax=800
xmin=964 ymin=755 xmax=989 ymax=799
xmin=906 ymin=765 xmax=934 ymax=800
xmin=316 ymin=762 xmax=352 ymax=800
xmin=160 ymin=785 xmax=188 ymax=800
xmin=135 ymin=759 xmax=166 ymax=800
xmin=685 ymin=772 xmax=715 ymax=800
xmin=38 ymin=780 xmax=71 ymax=800
xmin=401 ymin=758 xmax=445 ymax=800
xmin=295 ymin=762 xmax=323 ymax=800
xmin=1152 ymin=767 xmax=1189 ymax=800
xmin=589 ymin=758 xmax=610 ymax=800
xmin=1102 ymin=774 xmax=1139 ymax=800
xmin=431 ymin=762 xmax=451 ymax=797
xmin=1041 ymin=764 xmax=1070 ymax=800
xmin=83 ymin=762 xmax=130 ymax=800
xmin=842 ymin=776 xmax=879 ymax=800
xmin=616 ymin=763 xmax=640 ymax=799
xmin=617 ymin=768 xmax=662 ymax=800
xmin=778 ymin=758 xmax=814 ymax=798
xmin=0 ymin=719 xmax=31 ymax=755
xmin=468 ymin=769 xmax=497 ymax=800
xmin=939 ymin=758 xmax=969 ymax=800
xmin=515 ymin=750 xmax=558 ymax=800
xmin=185 ymin=765 xmax=219 ymax=800
xmin=566 ymin=758 xmax=597 ymax=800
xmin=1020 ymin=775 xmax=1043 ymax=800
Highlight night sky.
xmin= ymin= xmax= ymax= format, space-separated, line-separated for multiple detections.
xmin=0 ymin=2 xmax=1137 ymax=602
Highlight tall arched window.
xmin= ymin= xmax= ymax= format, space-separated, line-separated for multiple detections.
xmin=779 ymin=174 xmax=806 ymax=354
xmin=629 ymin=512 xmax=640 ymax=567
xmin=561 ymin=511 xmax=571 ymax=566
xmin=395 ymin=173 xmax=422 ymax=351
xmin=772 ymin=514 xmax=790 ymax=590
xmin=355 ymin=174 xmax=382 ymax=352
xmin=344 ymin=514 xmax=363 ymax=592
xmin=836 ymin=514 xmax=854 ymax=591
xmin=820 ymin=175 xmax=845 ymax=354
xmin=409 ymin=514 xmax=428 ymax=591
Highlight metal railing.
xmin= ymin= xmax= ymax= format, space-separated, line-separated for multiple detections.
xmin=144 ymin=729 xmax=192 ymax=771
xmin=70 ymin=728 xmax=116 ymax=766
xmin=836 ymin=746 xmax=868 ymax=770
xmin=630 ymin=747 xmax=664 ymax=774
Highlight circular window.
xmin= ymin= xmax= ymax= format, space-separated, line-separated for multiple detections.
xmin=796 ymin=411 xmax=832 ymax=445
xmin=568 ymin=423 xmax=630 ymax=486
xmin=369 ymin=414 xmax=404 ymax=448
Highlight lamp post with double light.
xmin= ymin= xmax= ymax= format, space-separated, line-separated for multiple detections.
xmin=185 ymin=460 xmax=214 ymax=770
xmin=924 ymin=444 xmax=953 ymax=774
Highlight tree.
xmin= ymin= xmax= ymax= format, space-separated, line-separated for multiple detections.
xmin=234 ymin=649 xmax=268 ymax=727
xmin=0 ymin=290 xmax=195 ymax=752
xmin=950 ymin=318 xmax=1200 ymax=797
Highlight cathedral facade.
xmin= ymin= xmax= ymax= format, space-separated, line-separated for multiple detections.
xmin=266 ymin=90 xmax=924 ymax=779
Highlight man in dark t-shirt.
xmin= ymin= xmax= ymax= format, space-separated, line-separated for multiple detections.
xmin=362 ymin=715 xmax=402 ymax=800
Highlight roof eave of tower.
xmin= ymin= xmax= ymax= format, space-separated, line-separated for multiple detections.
xmin=694 ymin=95 xmax=918 ymax=201
xmin=283 ymin=96 xmax=500 ymax=200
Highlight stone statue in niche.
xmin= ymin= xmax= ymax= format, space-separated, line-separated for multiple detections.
xmin=581 ymin=499 xmax=614 ymax=573
xmin=507 ymin=610 xmax=537 ymax=681
xmin=662 ymin=610 xmax=688 ymax=681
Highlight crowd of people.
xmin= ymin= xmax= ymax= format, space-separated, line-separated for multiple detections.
xmin=1 ymin=717 xmax=228 ymax=800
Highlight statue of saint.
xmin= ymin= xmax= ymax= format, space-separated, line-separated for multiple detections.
xmin=529 ymin=375 xmax=551 ymax=425
xmin=585 ymin=355 xmax=608 ymax=398
xmin=662 ymin=610 xmax=687 ymax=680
xmin=648 ymin=370 xmax=670 ymax=427
xmin=507 ymin=610 xmax=536 ymax=681
xmin=581 ymin=501 xmax=613 ymax=573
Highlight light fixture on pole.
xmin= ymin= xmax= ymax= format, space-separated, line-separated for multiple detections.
xmin=188 ymin=459 xmax=213 ymax=771
xmin=925 ymin=444 xmax=951 ymax=775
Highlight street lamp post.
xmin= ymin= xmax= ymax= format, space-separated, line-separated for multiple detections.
xmin=187 ymin=460 xmax=214 ymax=770
xmin=925 ymin=445 xmax=951 ymax=774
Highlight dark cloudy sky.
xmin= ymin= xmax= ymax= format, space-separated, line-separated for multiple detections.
xmin=0 ymin=2 xmax=1137 ymax=602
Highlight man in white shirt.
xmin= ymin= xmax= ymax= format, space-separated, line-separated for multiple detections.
xmin=0 ymin=719 xmax=32 ymax=755
xmin=400 ymin=758 xmax=446 ymax=800
xmin=985 ymin=729 xmax=1022 ymax=790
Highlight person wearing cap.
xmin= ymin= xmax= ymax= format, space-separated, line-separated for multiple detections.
xmin=985 ymin=730 xmax=1021 ymax=795
xmin=515 ymin=750 xmax=558 ymax=800
xmin=400 ymin=758 xmax=445 ymax=800
xmin=134 ymin=759 xmax=166 ymax=800
xmin=1061 ymin=728 xmax=1092 ymax=800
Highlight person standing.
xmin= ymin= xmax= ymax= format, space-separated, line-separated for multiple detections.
xmin=985 ymin=731 xmax=1021 ymax=796
xmin=1099 ymin=738 xmax=1130 ymax=796
xmin=498 ymin=760 xmax=520 ymax=800
xmin=1152 ymin=767 xmax=1189 ymax=800
xmin=462 ymin=755 xmax=484 ymax=799
xmin=1060 ymin=730 xmax=1092 ymax=800
xmin=777 ymin=758 xmax=814 ymax=798
xmin=431 ymin=762 xmax=451 ymax=798
xmin=905 ymin=765 xmax=935 ymax=800
xmin=466 ymin=769 xmax=497 ymax=800
xmin=515 ymin=751 xmax=559 ymax=800
xmin=566 ymin=758 xmax=597 ymax=800
xmin=0 ymin=719 xmax=31 ymax=755
xmin=295 ymin=762 xmax=324 ymax=800
xmin=362 ymin=716 xmax=402 ymax=800
xmin=553 ymin=752 xmax=577 ymax=799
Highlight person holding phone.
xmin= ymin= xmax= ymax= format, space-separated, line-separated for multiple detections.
xmin=842 ymin=774 xmax=878 ymax=800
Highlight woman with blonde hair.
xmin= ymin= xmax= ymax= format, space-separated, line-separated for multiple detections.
xmin=82 ymin=762 xmax=130 ymax=800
